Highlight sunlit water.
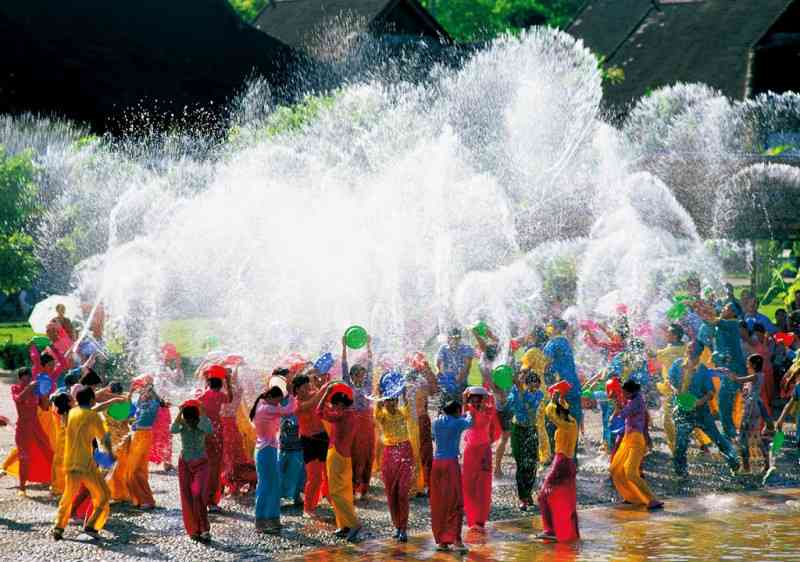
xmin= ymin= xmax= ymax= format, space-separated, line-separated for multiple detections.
xmin=1 ymin=27 xmax=800 ymax=387
xmin=287 ymin=489 xmax=800 ymax=561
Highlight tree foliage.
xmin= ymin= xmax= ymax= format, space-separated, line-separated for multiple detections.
xmin=421 ymin=0 xmax=583 ymax=42
xmin=0 ymin=147 xmax=41 ymax=294
xmin=228 ymin=0 xmax=268 ymax=22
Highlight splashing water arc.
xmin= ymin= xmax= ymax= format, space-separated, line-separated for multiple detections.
xmin=8 ymin=28 xmax=800 ymax=373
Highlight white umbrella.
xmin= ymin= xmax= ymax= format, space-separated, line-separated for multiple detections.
xmin=28 ymin=295 xmax=82 ymax=334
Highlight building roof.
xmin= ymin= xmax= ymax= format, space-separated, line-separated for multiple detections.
xmin=0 ymin=0 xmax=306 ymax=133
xmin=254 ymin=0 xmax=450 ymax=51
xmin=568 ymin=0 xmax=796 ymax=111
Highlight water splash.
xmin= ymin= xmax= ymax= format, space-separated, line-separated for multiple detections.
xmin=2 ymin=27 xmax=800 ymax=375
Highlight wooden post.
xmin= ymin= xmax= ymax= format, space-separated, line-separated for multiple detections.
xmin=750 ymin=239 xmax=758 ymax=295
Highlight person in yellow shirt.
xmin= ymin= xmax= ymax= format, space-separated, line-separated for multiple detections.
xmin=52 ymin=385 xmax=115 ymax=541
xmin=536 ymin=384 xmax=579 ymax=543
xmin=374 ymin=378 xmax=413 ymax=543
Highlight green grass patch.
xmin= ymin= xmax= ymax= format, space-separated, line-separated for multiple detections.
xmin=160 ymin=318 xmax=225 ymax=357
xmin=0 ymin=322 xmax=37 ymax=345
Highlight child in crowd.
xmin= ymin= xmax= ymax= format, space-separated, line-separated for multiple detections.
xmin=374 ymin=378 xmax=413 ymax=543
xmin=12 ymin=367 xmax=53 ymax=495
xmin=52 ymin=385 xmax=114 ymax=541
xmin=342 ymin=335 xmax=375 ymax=501
xmin=199 ymin=365 xmax=233 ymax=511
xmin=462 ymin=385 xmax=500 ymax=531
xmin=430 ymin=399 xmax=471 ymax=553
xmin=250 ymin=377 xmax=296 ymax=533
xmin=723 ymin=354 xmax=770 ymax=474
xmin=317 ymin=381 xmax=361 ymax=542
xmin=292 ymin=374 xmax=329 ymax=518
xmin=505 ymin=371 xmax=544 ymax=511
xmin=127 ymin=381 xmax=161 ymax=509
xmin=172 ymin=399 xmax=213 ymax=543
xmin=537 ymin=384 xmax=579 ymax=543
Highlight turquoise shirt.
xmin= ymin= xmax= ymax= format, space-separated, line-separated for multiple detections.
xmin=505 ymin=386 xmax=543 ymax=426
xmin=170 ymin=416 xmax=213 ymax=461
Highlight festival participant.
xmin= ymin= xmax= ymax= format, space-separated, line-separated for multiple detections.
xmin=404 ymin=353 xmax=438 ymax=496
xmin=472 ymin=327 xmax=510 ymax=479
xmin=669 ymin=343 xmax=741 ymax=477
xmin=775 ymin=373 xmax=799 ymax=449
xmin=293 ymin=374 xmax=329 ymax=517
xmin=656 ymin=324 xmax=687 ymax=454
xmin=52 ymin=385 xmax=113 ymax=541
xmin=742 ymin=294 xmax=778 ymax=334
xmin=543 ymin=319 xmax=583 ymax=432
xmin=316 ymin=381 xmax=361 ymax=542
xmin=750 ymin=324 xmax=775 ymax=414
xmin=722 ymin=283 xmax=744 ymax=318
xmin=721 ymin=354 xmax=770 ymax=475
xmin=505 ymin=371 xmax=543 ymax=511
xmin=374 ymin=379 xmax=413 ymax=543
xmin=430 ymin=399 xmax=471 ymax=553
xmin=126 ymin=381 xmax=162 ymax=509
xmin=279 ymin=402 xmax=305 ymax=507
xmin=610 ymin=380 xmax=663 ymax=509
xmin=221 ymin=367 xmax=248 ymax=495
xmin=105 ymin=383 xmax=133 ymax=503
xmin=250 ymin=378 xmax=296 ymax=533
xmin=461 ymin=385 xmax=499 ymax=531
xmin=699 ymin=302 xmax=747 ymax=439
xmin=341 ymin=335 xmax=375 ymax=501
xmin=49 ymin=391 xmax=73 ymax=496
xmin=436 ymin=328 xmax=474 ymax=402
xmin=150 ymin=402 xmax=174 ymax=473
xmin=198 ymin=365 xmax=233 ymax=511
xmin=536 ymin=383 xmax=579 ymax=543
xmin=11 ymin=367 xmax=53 ymax=495
xmin=171 ymin=399 xmax=213 ymax=543
xmin=46 ymin=303 xmax=77 ymax=355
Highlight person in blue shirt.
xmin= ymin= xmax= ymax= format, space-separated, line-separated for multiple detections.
xmin=742 ymin=294 xmax=778 ymax=334
xmin=504 ymin=371 xmax=543 ymax=510
xmin=436 ymin=328 xmax=474 ymax=402
xmin=698 ymin=302 xmax=747 ymax=439
xmin=429 ymin=399 xmax=472 ymax=553
xmin=668 ymin=344 xmax=740 ymax=477
xmin=543 ymin=319 xmax=582 ymax=429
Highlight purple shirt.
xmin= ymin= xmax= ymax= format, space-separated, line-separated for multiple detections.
xmin=619 ymin=392 xmax=646 ymax=435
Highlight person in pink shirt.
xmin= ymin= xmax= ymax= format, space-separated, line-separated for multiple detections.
xmin=250 ymin=379 xmax=296 ymax=533
xmin=11 ymin=367 xmax=54 ymax=494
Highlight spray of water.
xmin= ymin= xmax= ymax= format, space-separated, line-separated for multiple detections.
xmin=2 ymin=27 xmax=800 ymax=379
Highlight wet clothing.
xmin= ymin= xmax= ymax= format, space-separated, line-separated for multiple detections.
xmin=436 ymin=344 xmax=474 ymax=398
xmin=462 ymin=405 xmax=498 ymax=527
xmin=612 ymin=395 xmax=656 ymax=506
xmin=537 ymin=402 xmax=579 ymax=542
xmin=171 ymin=416 xmax=213 ymax=462
xmin=178 ymin=457 xmax=210 ymax=537
xmin=318 ymin=404 xmax=359 ymax=528
xmin=11 ymin=382 xmax=52 ymax=485
xmin=429 ymin=458 xmax=463 ymax=545
xmin=432 ymin=414 xmax=473 ymax=459
xmin=544 ymin=336 xmax=582 ymax=425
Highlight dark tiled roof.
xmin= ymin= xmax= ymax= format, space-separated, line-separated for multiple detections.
xmin=254 ymin=0 xmax=449 ymax=50
xmin=0 ymin=0 xmax=306 ymax=132
xmin=568 ymin=0 xmax=796 ymax=110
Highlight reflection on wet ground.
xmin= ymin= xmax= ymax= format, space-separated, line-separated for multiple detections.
xmin=289 ymin=488 xmax=800 ymax=561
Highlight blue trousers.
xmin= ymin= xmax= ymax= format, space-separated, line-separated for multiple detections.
xmin=717 ymin=383 xmax=739 ymax=440
xmin=255 ymin=446 xmax=281 ymax=520
xmin=673 ymin=408 xmax=739 ymax=476
xmin=280 ymin=449 xmax=305 ymax=501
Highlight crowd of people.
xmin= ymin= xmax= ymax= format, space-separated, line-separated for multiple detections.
xmin=1 ymin=279 xmax=799 ymax=552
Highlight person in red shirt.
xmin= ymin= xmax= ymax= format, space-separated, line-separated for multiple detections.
xmin=292 ymin=374 xmax=329 ymax=517
xmin=316 ymin=381 xmax=361 ymax=542
xmin=12 ymin=367 xmax=54 ymax=494
xmin=198 ymin=365 xmax=233 ymax=511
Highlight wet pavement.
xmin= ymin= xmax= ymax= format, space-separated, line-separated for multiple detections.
xmin=287 ymin=488 xmax=800 ymax=562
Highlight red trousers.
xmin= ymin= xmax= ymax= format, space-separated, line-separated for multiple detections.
xmin=418 ymin=414 xmax=433 ymax=489
xmin=148 ymin=406 xmax=173 ymax=465
xmin=381 ymin=441 xmax=414 ymax=530
xmin=538 ymin=453 xmax=579 ymax=542
xmin=351 ymin=410 xmax=374 ymax=494
xmin=221 ymin=416 xmax=246 ymax=493
xmin=205 ymin=430 xmax=223 ymax=506
xmin=179 ymin=456 xmax=210 ymax=537
xmin=462 ymin=442 xmax=492 ymax=527
xmin=430 ymin=458 xmax=463 ymax=545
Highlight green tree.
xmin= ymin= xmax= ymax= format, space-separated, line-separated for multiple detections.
xmin=228 ymin=0 xmax=268 ymax=22
xmin=0 ymin=147 xmax=41 ymax=293
xmin=422 ymin=0 xmax=583 ymax=42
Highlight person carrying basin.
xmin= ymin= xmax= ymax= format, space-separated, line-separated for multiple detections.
xmin=668 ymin=340 xmax=740 ymax=477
